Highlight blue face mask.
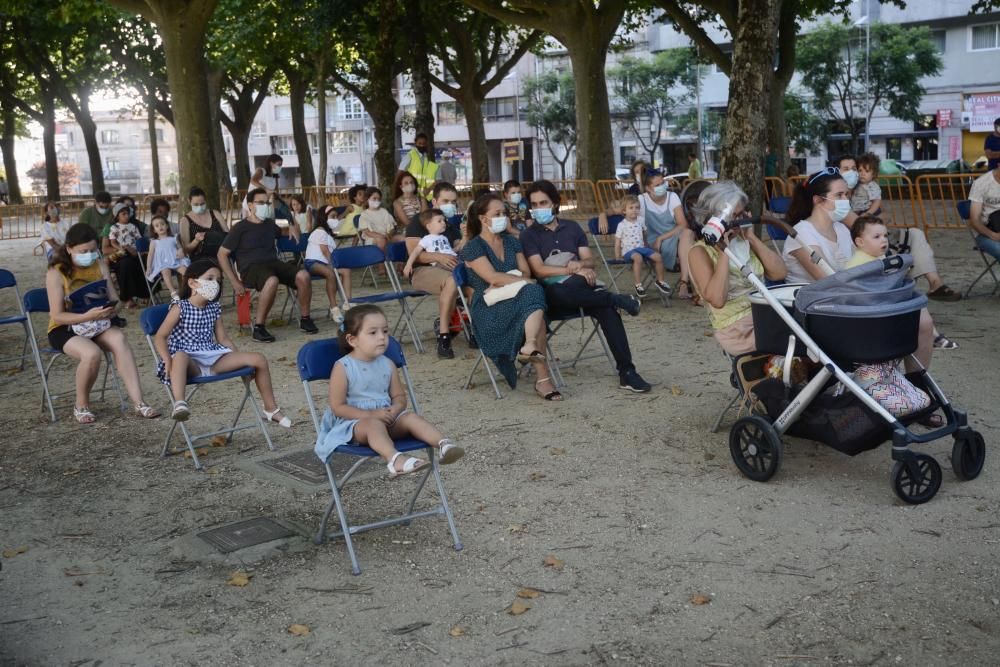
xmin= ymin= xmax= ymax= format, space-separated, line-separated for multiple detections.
xmin=439 ymin=203 xmax=457 ymax=218
xmin=653 ymin=183 xmax=669 ymax=197
xmin=73 ymin=251 xmax=99 ymax=267
xmin=530 ymin=207 xmax=554 ymax=225
xmin=841 ymin=169 xmax=859 ymax=189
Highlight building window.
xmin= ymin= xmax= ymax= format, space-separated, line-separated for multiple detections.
xmin=483 ymin=96 xmax=516 ymax=122
xmin=913 ymin=114 xmax=937 ymax=132
xmin=106 ymin=158 xmax=120 ymax=172
xmin=328 ymin=131 xmax=360 ymax=154
xmin=251 ymin=121 xmax=268 ymax=138
xmin=970 ymin=22 xmax=1000 ymax=51
xmin=101 ymin=129 xmax=120 ymax=145
xmin=929 ymin=29 xmax=946 ymax=53
xmin=272 ymin=135 xmax=296 ymax=157
xmin=885 ymin=137 xmax=902 ymax=161
xmin=274 ymin=104 xmax=292 ymax=121
xmin=303 ymin=104 xmax=317 ymax=118
xmin=619 ymin=144 xmax=637 ymax=165
xmin=339 ymin=95 xmax=364 ymax=120
xmin=437 ymin=101 xmax=465 ymax=125
xmin=308 ymin=133 xmax=320 ymax=155
xmin=144 ymin=128 xmax=165 ymax=144
xmin=913 ymin=137 xmax=938 ymax=160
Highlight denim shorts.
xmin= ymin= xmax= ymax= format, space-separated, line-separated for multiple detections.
xmin=304 ymin=259 xmax=329 ymax=273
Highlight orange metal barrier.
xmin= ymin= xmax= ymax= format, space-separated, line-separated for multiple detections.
xmin=0 ymin=204 xmax=47 ymax=240
xmin=764 ymin=176 xmax=788 ymax=201
xmin=913 ymin=174 xmax=981 ymax=236
xmin=869 ymin=174 xmax=920 ymax=231
xmin=302 ymin=185 xmax=350 ymax=209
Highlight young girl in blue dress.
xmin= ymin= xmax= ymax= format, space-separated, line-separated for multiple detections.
xmin=153 ymin=258 xmax=291 ymax=427
xmin=316 ymin=304 xmax=464 ymax=478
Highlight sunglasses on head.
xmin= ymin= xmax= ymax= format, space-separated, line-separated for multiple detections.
xmin=808 ymin=166 xmax=841 ymax=185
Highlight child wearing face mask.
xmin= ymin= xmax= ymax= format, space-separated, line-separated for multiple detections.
xmin=40 ymin=202 xmax=70 ymax=258
xmin=502 ymin=179 xmax=530 ymax=230
xmin=402 ymin=209 xmax=457 ymax=279
xmin=358 ymin=187 xmax=397 ymax=248
xmin=153 ymin=259 xmax=291 ymax=426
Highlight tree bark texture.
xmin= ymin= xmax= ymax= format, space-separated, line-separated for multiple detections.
xmin=41 ymin=92 xmax=60 ymax=200
xmin=566 ymin=38 xmax=616 ymax=182
xmin=409 ymin=36 xmax=436 ymax=157
xmin=288 ymin=70 xmax=316 ymax=187
xmin=1 ymin=109 xmax=22 ymax=204
xmin=718 ymin=0 xmax=781 ymax=215
xmin=316 ymin=57 xmax=328 ymax=186
xmin=459 ymin=92 xmax=490 ymax=183
xmin=206 ymin=68 xmax=232 ymax=200
xmin=75 ymin=94 xmax=106 ymax=194
xmin=767 ymin=0 xmax=797 ymax=177
xmin=148 ymin=101 xmax=162 ymax=193
xmin=368 ymin=0 xmax=401 ymax=195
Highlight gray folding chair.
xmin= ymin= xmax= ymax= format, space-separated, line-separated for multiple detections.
xmin=587 ymin=215 xmax=670 ymax=307
xmin=2 ymin=275 xmax=56 ymax=422
xmin=545 ymin=308 xmax=616 ymax=389
xmin=957 ymin=200 xmax=1000 ymax=298
xmin=453 ymin=264 xmax=504 ymax=398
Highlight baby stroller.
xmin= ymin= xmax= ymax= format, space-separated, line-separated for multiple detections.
xmin=683 ymin=182 xmax=986 ymax=504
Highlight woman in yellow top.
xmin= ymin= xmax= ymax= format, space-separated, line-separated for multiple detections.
xmin=686 ymin=181 xmax=787 ymax=356
xmin=45 ymin=223 xmax=161 ymax=424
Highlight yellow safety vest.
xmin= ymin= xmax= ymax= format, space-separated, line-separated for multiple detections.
xmin=406 ymin=148 xmax=438 ymax=191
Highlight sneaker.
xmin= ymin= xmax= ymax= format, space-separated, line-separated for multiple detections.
xmin=619 ymin=369 xmax=652 ymax=393
xmin=654 ymin=280 xmax=672 ymax=295
xmin=171 ymin=400 xmax=191 ymax=422
xmin=613 ymin=293 xmax=641 ymax=316
xmin=329 ymin=307 xmax=344 ymax=323
xmin=252 ymin=325 xmax=276 ymax=343
xmin=634 ymin=283 xmax=647 ymax=299
xmin=300 ymin=317 xmax=319 ymax=334
xmin=437 ymin=333 xmax=455 ymax=359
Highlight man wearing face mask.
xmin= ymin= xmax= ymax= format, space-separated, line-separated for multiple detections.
xmin=219 ymin=187 xmax=317 ymax=342
xmin=399 ymin=132 xmax=439 ymax=197
xmin=438 ymin=150 xmax=458 ymax=185
xmin=521 ymin=180 xmax=653 ymax=394
xmin=79 ymin=191 xmax=114 ymax=238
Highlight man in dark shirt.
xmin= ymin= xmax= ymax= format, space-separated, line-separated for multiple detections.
xmin=404 ymin=181 xmax=463 ymax=358
xmin=219 ymin=187 xmax=316 ymax=342
xmin=521 ymin=180 xmax=652 ymax=393
xmin=985 ymin=117 xmax=1000 ymax=171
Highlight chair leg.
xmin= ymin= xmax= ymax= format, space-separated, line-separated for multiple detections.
xmin=105 ymin=353 xmax=128 ymax=414
xmin=25 ymin=326 xmax=55 ymax=422
xmin=316 ymin=463 xmax=363 ymax=576
xmin=243 ymin=377 xmax=277 ymax=452
xmin=430 ymin=453 xmax=463 ymax=552
xmin=711 ymin=391 xmax=741 ymax=433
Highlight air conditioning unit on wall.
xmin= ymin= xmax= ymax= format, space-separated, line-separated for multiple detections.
xmin=960 ymin=112 xmax=972 ymax=130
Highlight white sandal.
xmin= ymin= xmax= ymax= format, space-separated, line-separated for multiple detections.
xmin=134 ymin=402 xmax=161 ymax=418
xmin=263 ymin=406 xmax=292 ymax=428
xmin=387 ymin=451 xmax=426 ymax=479
xmin=437 ymin=439 xmax=465 ymax=465
xmin=171 ymin=400 xmax=191 ymax=421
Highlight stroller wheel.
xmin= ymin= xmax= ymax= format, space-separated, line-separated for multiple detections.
xmin=890 ymin=454 xmax=942 ymax=504
xmin=951 ymin=431 xmax=986 ymax=481
xmin=729 ymin=415 xmax=783 ymax=482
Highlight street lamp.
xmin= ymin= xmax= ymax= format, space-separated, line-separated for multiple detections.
xmin=855 ymin=3 xmax=871 ymax=152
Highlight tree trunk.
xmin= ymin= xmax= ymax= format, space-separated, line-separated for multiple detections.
xmin=367 ymin=0 xmax=401 ymax=196
xmin=75 ymin=93 xmax=106 ymax=194
xmin=768 ymin=3 xmax=797 ymax=178
xmin=369 ymin=101 xmax=398 ymax=196
xmin=565 ymin=35 xmax=616 ymax=182
xmin=206 ymin=69 xmax=232 ymax=200
xmin=41 ymin=92 xmax=60 ymax=200
xmin=1 ymin=109 xmax=22 ymax=204
xmin=288 ymin=71 xmax=316 ymax=187
xmin=316 ymin=57 xmax=328 ymax=187
xmin=410 ymin=43 xmax=435 ymax=158
xmin=147 ymin=100 xmax=162 ymax=193
xmin=158 ymin=13 xmax=220 ymax=208
xmin=225 ymin=121 xmax=252 ymax=191
xmin=767 ymin=81 xmax=790 ymax=178
xmin=718 ymin=0 xmax=781 ymax=215
xmin=460 ymin=91 xmax=489 ymax=184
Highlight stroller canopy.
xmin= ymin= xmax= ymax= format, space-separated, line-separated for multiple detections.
xmin=794 ymin=254 xmax=928 ymax=319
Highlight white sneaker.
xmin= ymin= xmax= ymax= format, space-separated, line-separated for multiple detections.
xmin=329 ymin=306 xmax=344 ymax=323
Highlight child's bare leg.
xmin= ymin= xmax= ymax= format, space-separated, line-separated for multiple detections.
xmin=169 ymin=350 xmax=196 ymax=402
xmin=212 ymin=351 xmax=282 ymax=417
xmin=631 ymin=254 xmax=644 ymax=284
xmin=353 ymin=418 xmax=404 ymax=464
xmin=650 ymin=253 xmax=666 ymax=282
xmin=160 ymin=268 xmax=176 ymax=293
xmin=338 ymin=269 xmax=353 ymax=301
xmin=390 ymin=412 xmax=444 ymax=446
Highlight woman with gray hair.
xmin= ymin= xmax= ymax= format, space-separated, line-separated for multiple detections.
xmin=685 ymin=181 xmax=787 ymax=355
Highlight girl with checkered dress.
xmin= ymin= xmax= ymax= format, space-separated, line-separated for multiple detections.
xmin=152 ymin=259 xmax=291 ymax=427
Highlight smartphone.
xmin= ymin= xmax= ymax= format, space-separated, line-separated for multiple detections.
xmin=105 ymin=300 xmax=119 ymax=308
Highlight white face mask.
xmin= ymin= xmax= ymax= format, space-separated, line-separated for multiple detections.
xmin=96 ymin=206 xmax=109 ymax=215
xmin=368 ymin=199 xmax=381 ymax=209
xmin=727 ymin=236 xmax=751 ymax=266
xmin=271 ymin=165 xmax=282 ymax=176
xmin=509 ymin=192 xmax=522 ymax=205
xmin=194 ymin=278 xmax=220 ymax=301
xmin=402 ymin=184 xmax=416 ymax=195
xmin=439 ymin=203 xmax=457 ymax=218
xmin=825 ymin=198 xmax=852 ymax=222
xmin=192 ymin=204 xmax=207 ymax=214
xmin=841 ymin=170 xmax=859 ymax=189
xmin=489 ymin=216 xmax=508 ymax=234
xmin=653 ymin=183 xmax=669 ymax=197
xmin=254 ymin=203 xmax=273 ymax=219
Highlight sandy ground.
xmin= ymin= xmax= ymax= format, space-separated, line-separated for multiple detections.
xmin=1 ymin=230 xmax=999 ymax=666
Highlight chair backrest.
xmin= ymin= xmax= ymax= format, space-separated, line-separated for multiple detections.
xmin=276 ymin=236 xmax=300 ymax=254
xmin=0 ymin=268 xmax=17 ymax=289
xmin=140 ymin=303 xmax=171 ymax=336
xmin=766 ymin=223 xmax=789 ymax=242
xmin=385 ymin=240 xmax=409 ymax=264
xmin=452 ymin=263 xmax=469 ymax=288
xmin=23 ymin=288 xmax=50 ymax=313
xmin=68 ymin=279 xmax=109 ymax=312
xmin=331 ymin=244 xmax=386 ymax=270
xmin=353 ymin=213 xmax=361 ymax=226
xmin=957 ymin=199 xmax=971 ymax=221
xmin=587 ymin=215 xmax=624 ymax=236
xmin=769 ymin=196 xmax=792 ymax=215
xmin=135 ymin=236 xmax=151 ymax=253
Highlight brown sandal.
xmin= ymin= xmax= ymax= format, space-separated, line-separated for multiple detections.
xmin=534 ymin=377 xmax=563 ymax=401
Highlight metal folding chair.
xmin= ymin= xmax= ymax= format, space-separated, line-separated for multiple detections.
xmin=452 ymin=264 xmax=504 ymax=398
xmin=766 ymin=197 xmax=792 ymax=253
xmin=140 ymin=304 xmax=275 ymax=470
xmin=957 ymin=200 xmax=1000 ymax=298
xmin=0 ymin=273 xmax=57 ymax=422
xmin=134 ymin=237 xmax=166 ymax=304
xmin=587 ymin=215 xmax=670 ymax=306
xmin=330 ymin=245 xmax=426 ymax=352
xmin=22 ymin=286 xmax=126 ymax=421
xmin=384 ymin=241 xmax=430 ymax=345
xmin=297 ymin=336 xmax=462 ymax=575
xmin=545 ymin=308 xmax=616 ymax=388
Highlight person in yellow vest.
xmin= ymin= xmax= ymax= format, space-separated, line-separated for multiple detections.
xmin=398 ymin=132 xmax=438 ymax=198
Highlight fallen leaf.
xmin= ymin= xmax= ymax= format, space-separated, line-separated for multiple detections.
xmin=671 ymin=385 xmax=683 ymax=396
xmin=63 ymin=567 xmax=105 ymax=577
xmin=210 ymin=436 xmax=228 ymax=447
xmin=275 ymin=356 xmax=287 ymax=362
xmin=543 ymin=554 xmax=564 ymax=571
xmin=183 ymin=447 xmax=209 ymax=459
xmin=517 ymin=588 xmax=540 ymax=599
xmin=5 ymin=368 xmax=21 ymax=376
xmin=287 ymin=624 xmax=311 ymax=636
xmin=63 ymin=469 xmax=81 ymax=476
xmin=703 ymin=452 xmax=716 ymax=461
xmin=269 ymin=318 xmax=287 ymax=327
xmin=226 ymin=571 xmax=252 ymax=587
xmin=508 ymin=600 xmax=531 ymax=615
xmin=507 ymin=523 xmax=528 ymax=534
xmin=690 ymin=594 xmax=712 ymax=606
xmin=529 ymin=472 xmax=547 ymax=481
xmin=2 ymin=546 xmax=28 ymax=558
xmin=448 ymin=626 xmax=465 ymax=637
xmin=549 ymin=447 xmax=567 ymax=456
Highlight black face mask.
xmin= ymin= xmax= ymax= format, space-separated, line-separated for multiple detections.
xmin=416 ymin=145 xmax=427 ymax=154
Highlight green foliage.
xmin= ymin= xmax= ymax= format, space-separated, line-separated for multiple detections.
xmin=523 ymin=70 xmax=576 ymax=148
xmin=784 ymin=92 xmax=827 ymax=155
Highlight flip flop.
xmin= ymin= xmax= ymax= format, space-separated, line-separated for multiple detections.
xmin=927 ymin=285 xmax=961 ymax=302
xmin=73 ymin=407 xmax=96 ymax=424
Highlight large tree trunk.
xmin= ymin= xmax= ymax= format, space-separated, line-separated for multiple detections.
xmin=368 ymin=0 xmax=401 ymax=196
xmin=223 ymin=120 xmax=252 ymax=191
xmin=206 ymin=69 xmax=232 ymax=200
xmin=75 ymin=93 xmax=106 ymax=193
xmin=41 ymin=92 xmax=60 ymax=200
xmin=410 ymin=41 xmax=435 ymax=158
xmin=565 ymin=39 xmax=615 ymax=182
xmin=369 ymin=101 xmax=398 ymax=196
xmin=147 ymin=100 xmax=162 ymax=193
xmin=288 ymin=71 xmax=316 ymax=187
xmin=767 ymin=83 xmax=790 ymax=178
xmin=316 ymin=57 xmax=328 ymax=187
xmin=718 ymin=0 xmax=781 ymax=215
xmin=1 ymin=109 xmax=23 ymax=204
xmin=460 ymin=92 xmax=489 ymax=183
xmin=767 ymin=2 xmax=797 ymax=178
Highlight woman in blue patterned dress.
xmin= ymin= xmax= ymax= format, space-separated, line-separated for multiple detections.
xmin=460 ymin=193 xmax=557 ymax=400
xmin=152 ymin=258 xmax=291 ymax=426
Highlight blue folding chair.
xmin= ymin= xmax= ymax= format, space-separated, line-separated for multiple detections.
xmin=587 ymin=216 xmax=670 ymax=306
xmin=958 ymin=199 xmax=1000 ymax=298
xmin=384 ymin=240 xmax=430 ymax=341
xmin=22 ymin=287 xmax=126 ymax=421
xmin=297 ymin=336 xmax=462 ymax=575
xmin=0 ymin=272 xmax=57 ymax=421
xmin=134 ymin=237 xmax=166 ymax=304
xmin=330 ymin=245 xmax=426 ymax=352
xmin=140 ymin=304 xmax=275 ymax=470
xmin=766 ymin=197 xmax=792 ymax=253
xmin=545 ymin=307 xmax=616 ymax=389
xmin=452 ymin=264 xmax=503 ymax=398
xmin=276 ymin=234 xmax=309 ymax=321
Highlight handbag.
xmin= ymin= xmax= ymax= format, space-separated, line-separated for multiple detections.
xmin=987 ymin=209 xmax=1000 ymax=233
xmin=71 ymin=318 xmax=112 ymax=339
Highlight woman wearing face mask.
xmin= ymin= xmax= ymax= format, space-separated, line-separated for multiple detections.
xmin=392 ymin=171 xmax=427 ymax=229
xmin=180 ymin=186 xmax=229 ymax=262
xmin=782 ymin=168 xmax=856 ymax=282
xmin=45 ymin=223 xmax=161 ymax=423
xmin=247 ymin=154 xmax=291 ymax=220
xmin=459 ymin=193 xmax=555 ymax=399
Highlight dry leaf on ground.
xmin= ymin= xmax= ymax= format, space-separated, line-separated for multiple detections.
xmin=671 ymin=386 xmax=683 ymax=396
xmin=287 ymin=624 xmax=311 ymax=636
xmin=210 ymin=436 xmax=228 ymax=447
xmin=549 ymin=447 xmax=567 ymax=456
xmin=448 ymin=626 xmax=465 ymax=637
xmin=507 ymin=523 xmax=528 ymax=534
xmin=690 ymin=594 xmax=712 ymax=605
xmin=529 ymin=472 xmax=547 ymax=481
xmin=226 ymin=571 xmax=252 ymax=587
xmin=2 ymin=546 xmax=28 ymax=558
xmin=517 ymin=588 xmax=540 ymax=599
xmin=508 ymin=600 xmax=531 ymax=615
xmin=543 ymin=554 xmax=565 ymax=571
